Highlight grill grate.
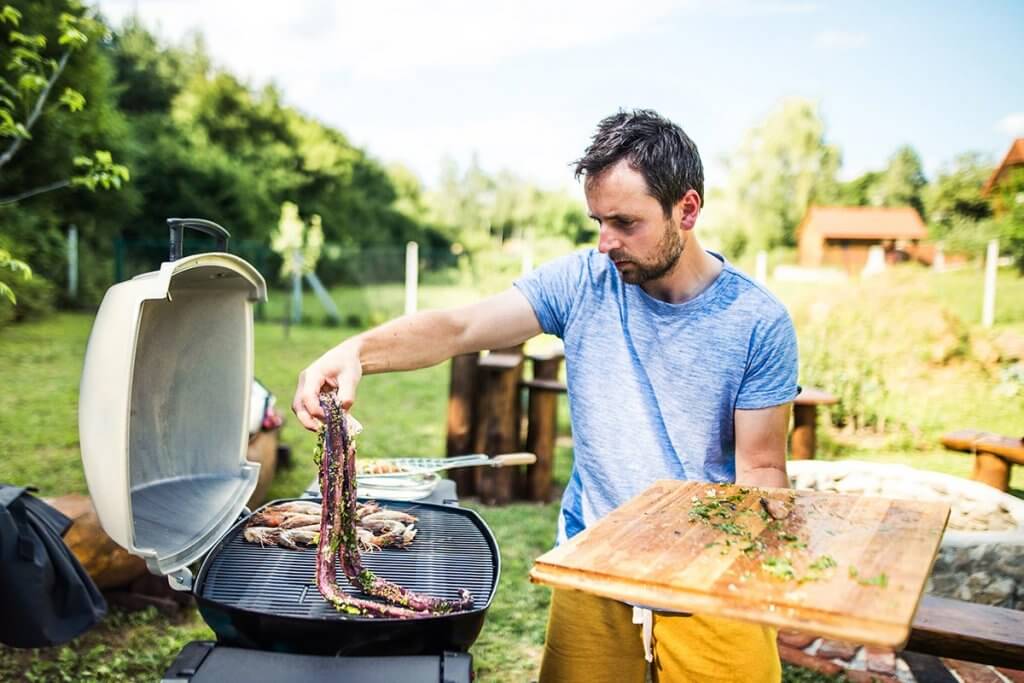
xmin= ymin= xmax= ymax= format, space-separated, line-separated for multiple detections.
xmin=197 ymin=500 xmax=497 ymax=620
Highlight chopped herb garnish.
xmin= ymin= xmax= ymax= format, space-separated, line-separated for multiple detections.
xmin=809 ymin=555 xmax=837 ymax=571
xmin=849 ymin=567 xmax=888 ymax=587
xmin=762 ymin=557 xmax=796 ymax=581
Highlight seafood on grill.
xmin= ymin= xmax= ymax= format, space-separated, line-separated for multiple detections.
xmin=315 ymin=394 xmax=473 ymax=618
xmin=242 ymin=501 xmax=416 ymax=552
xmin=357 ymin=461 xmax=408 ymax=475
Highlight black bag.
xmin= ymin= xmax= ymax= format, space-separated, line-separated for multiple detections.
xmin=0 ymin=485 xmax=107 ymax=648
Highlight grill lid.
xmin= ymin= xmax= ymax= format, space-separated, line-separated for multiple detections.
xmin=78 ymin=219 xmax=267 ymax=575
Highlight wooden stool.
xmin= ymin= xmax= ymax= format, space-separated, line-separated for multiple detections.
xmin=790 ymin=387 xmax=838 ymax=460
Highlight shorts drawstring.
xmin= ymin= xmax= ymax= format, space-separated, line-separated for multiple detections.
xmin=631 ymin=606 xmax=654 ymax=663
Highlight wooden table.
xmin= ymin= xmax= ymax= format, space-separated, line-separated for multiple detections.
xmin=791 ymin=387 xmax=838 ymax=460
xmin=531 ymin=480 xmax=949 ymax=648
xmin=941 ymin=429 xmax=1024 ymax=491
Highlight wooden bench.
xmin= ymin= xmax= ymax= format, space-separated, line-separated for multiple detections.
xmin=907 ymin=594 xmax=1024 ymax=670
xmin=940 ymin=429 xmax=1024 ymax=491
xmin=790 ymin=387 xmax=838 ymax=460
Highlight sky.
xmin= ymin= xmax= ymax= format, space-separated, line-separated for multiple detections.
xmin=96 ymin=1 xmax=1024 ymax=196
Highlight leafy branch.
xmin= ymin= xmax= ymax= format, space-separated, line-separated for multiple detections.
xmin=0 ymin=247 xmax=31 ymax=304
xmin=0 ymin=3 xmax=129 ymax=205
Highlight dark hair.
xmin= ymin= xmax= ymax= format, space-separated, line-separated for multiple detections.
xmin=574 ymin=109 xmax=704 ymax=216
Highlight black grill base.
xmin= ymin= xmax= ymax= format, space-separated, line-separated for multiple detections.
xmin=161 ymin=641 xmax=472 ymax=683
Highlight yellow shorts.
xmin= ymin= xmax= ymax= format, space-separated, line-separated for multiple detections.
xmin=538 ymin=589 xmax=781 ymax=683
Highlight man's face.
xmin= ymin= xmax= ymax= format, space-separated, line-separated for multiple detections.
xmin=585 ymin=159 xmax=685 ymax=285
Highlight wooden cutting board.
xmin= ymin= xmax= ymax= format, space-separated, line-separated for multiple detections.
xmin=530 ymin=480 xmax=950 ymax=648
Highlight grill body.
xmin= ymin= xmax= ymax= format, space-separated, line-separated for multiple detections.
xmin=193 ymin=498 xmax=500 ymax=656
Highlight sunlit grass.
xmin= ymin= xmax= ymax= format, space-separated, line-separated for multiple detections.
xmin=1 ymin=262 xmax=1022 ymax=680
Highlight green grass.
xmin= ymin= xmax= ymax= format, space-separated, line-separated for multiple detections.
xmin=0 ymin=310 xmax=566 ymax=682
xmin=928 ymin=266 xmax=1024 ymax=330
xmin=2 ymin=263 xmax=1024 ymax=680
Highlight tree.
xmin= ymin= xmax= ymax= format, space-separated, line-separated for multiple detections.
xmin=989 ymin=167 xmax=1024 ymax=273
xmin=869 ymin=145 xmax=926 ymax=215
xmin=709 ymin=98 xmax=841 ymax=255
xmin=924 ymin=152 xmax=993 ymax=238
xmin=271 ymin=201 xmax=323 ymax=278
xmin=0 ymin=1 xmax=128 ymax=203
xmin=834 ymin=170 xmax=880 ymax=207
xmin=1 ymin=1 xmax=136 ymax=318
xmin=0 ymin=248 xmax=30 ymax=303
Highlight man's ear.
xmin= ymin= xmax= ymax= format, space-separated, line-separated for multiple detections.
xmin=676 ymin=189 xmax=702 ymax=231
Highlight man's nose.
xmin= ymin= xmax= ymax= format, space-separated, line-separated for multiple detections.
xmin=597 ymin=226 xmax=619 ymax=254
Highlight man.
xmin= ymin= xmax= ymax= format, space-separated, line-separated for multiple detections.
xmin=293 ymin=109 xmax=797 ymax=682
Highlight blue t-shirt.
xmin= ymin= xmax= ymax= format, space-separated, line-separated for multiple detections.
xmin=514 ymin=248 xmax=798 ymax=543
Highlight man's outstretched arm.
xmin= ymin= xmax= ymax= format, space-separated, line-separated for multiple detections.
xmin=734 ymin=403 xmax=792 ymax=488
xmin=292 ymin=287 xmax=542 ymax=430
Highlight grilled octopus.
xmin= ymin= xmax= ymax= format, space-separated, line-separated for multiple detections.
xmin=314 ymin=393 xmax=473 ymax=618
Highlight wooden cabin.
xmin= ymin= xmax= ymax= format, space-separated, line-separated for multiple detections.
xmin=796 ymin=206 xmax=928 ymax=273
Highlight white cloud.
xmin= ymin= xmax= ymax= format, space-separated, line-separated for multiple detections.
xmin=98 ymin=0 xmax=687 ymax=81
xmin=717 ymin=1 xmax=818 ymax=16
xmin=354 ymin=111 xmax=590 ymax=192
xmin=814 ymin=29 xmax=868 ymax=49
xmin=997 ymin=113 xmax=1024 ymax=137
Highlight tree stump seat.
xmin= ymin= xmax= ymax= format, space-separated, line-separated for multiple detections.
xmin=941 ymin=429 xmax=1024 ymax=491
xmin=789 ymin=386 xmax=838 ymax=460
xmin=520 ymin=350 xmax=566 ymax=502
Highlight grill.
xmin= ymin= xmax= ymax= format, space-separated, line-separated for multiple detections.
xmin=192 ymin=497 xmax=501 ymax=656
xmin=78 ymin=221 xmax=497 ymax=678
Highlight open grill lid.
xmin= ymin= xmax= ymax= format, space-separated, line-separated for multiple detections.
xmin=78 ymin=219 xmax=267 ymax=576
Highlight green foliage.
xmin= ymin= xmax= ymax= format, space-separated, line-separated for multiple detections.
xmin=271 ymin=201 xmax=323 ymax=277
xmin=989 ymin=167 xmax=1024 ymax=272
xmin=71 ymin=148 xmax=129 ymax=189
xmin=924 ymin=152 xmax=993 ymax=240
xmin=800 ymin=311 xmax=894 ymax=432
xmin=707 ymin=98 xmax=841 ymax=255
xmin=427 ymin=156 xmax=590 ymax=253
xmin=1 ymin=298 xmax=1023 ymax=677
xmin=0 ymin=0 xmax=128 ymax=192
xmin=867 ymin=145 xmax=927 ymax=215
xmin=0 ymin=246 xmax=31 ymax=303
xmin=0 ymin=0 xmax=138 ymax=316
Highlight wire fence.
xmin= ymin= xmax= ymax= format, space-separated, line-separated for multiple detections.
xmin=114 ymin=237 xmax=541 ymax=328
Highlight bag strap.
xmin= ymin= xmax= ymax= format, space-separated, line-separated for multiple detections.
xmin=0 ymin=484 xmax=29 ymax=509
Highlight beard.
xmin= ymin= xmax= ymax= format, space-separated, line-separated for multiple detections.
xmin=609 ymin=220 xmax=686 ymax=285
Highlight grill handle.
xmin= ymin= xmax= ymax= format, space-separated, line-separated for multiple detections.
xmin=167 ymin=218 xmax=231 ymax=262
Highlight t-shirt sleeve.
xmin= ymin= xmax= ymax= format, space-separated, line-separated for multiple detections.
xmin=735 ymin=309 xmax=799 ymax=410
xmin=513 ymin=251 xmax=586 ymax=338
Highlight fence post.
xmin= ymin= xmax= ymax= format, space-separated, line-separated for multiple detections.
xmin=67 ymin=224 xmax=78 ymax=301
xmin=114 ymin=236 xmax=124 ymax=283
xmin=291 ymin=248 xmax=303 ymax=325
xmin=933 ymin=242 xmax=945 ymax=272
xmin=521 ymin=236 xmax=534 ymax=276
xmin=755 ymin=250 xmax=767 ymax=283
xmin=405 ymin=241 xmax=418 ymax=316
xmin=982 ymin=239 xmax=998 ymax=328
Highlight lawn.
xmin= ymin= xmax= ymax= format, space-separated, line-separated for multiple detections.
xmin=0 ymin=312 xmax=567 ymax=682
xmin=1 ymin=262 xmax=1022 ymax=681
